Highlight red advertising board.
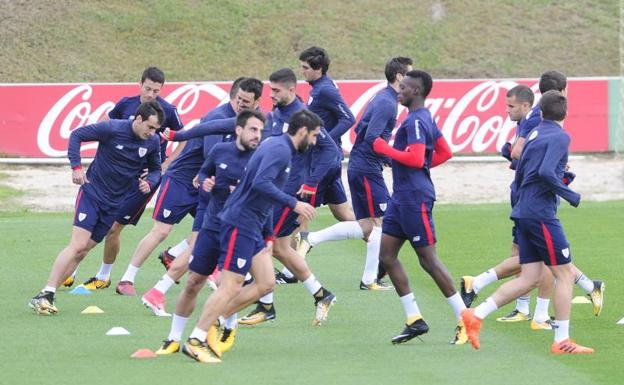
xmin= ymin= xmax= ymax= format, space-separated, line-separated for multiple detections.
xmin=0 ymin=79 xmax=609 ymax=157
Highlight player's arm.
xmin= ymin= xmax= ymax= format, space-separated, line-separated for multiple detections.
xmin=430 ymin=133 xmax=453 ymax=167
xmin=537 ymin=135 xmax=580 ymax=207
xmin=162 ymin=117 xmax=236 ymax=142
xmin=198 ymin=147 xmax=218 ymax=192
xmin=68 ymin=121 xmax=114 ymax=184
xmin=372 ymin=119 xmax=426 ymax=168
xmin=321 ymin=87 xmax=356 ymax=143
xmin=251 ymin=155 xmax=298 ymax=208
xmin=302 ymin=128 xmax=338 ymax=195
xmin=106 ymin=97 xmax=127 ymax=121
xmin=261 ymin=213 xmax=275 ymax=245
xmin=364 ymin=100 xmax=395 ymax=145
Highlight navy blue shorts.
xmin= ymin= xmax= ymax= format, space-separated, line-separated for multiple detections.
xmin=313 ymin=166 xmax=348 ymax=207
xmin=114 ymin=178 xmax=160 ymax=226
xmin=515 ymin=218 xmax=572 ymax=266
xmin=512 ymin=225 xmax=519 ymax=245
xmin=347 ymin=169 xmax=389 ymax=220
xmin=272 ymin=204 xmax=300 ymax=238
xmin=191 ymin=197 xmax=208 ymax=232
xmin=189 ymin=227 xmax=221 ymax=276
xmin=218 ymin=224 xmax=265 ymax=276
xmin=152 ymin=175 xmax=198 ymax=225
xmin=382 ymin=200 xmax=436 ymax=248
xmin=73 ymin=187 xmax=116 ymax=243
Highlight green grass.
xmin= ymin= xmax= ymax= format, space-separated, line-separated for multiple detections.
xmin=1 ymin=201 xmax=622 ymax=385
xmin=0 ymin=1 xmax=618 ymax=82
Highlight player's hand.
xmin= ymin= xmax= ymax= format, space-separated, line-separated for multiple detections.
xmin=563 ymin=171 xmax=576 ymax=186
xmin=501 ymin=142 xmax=513 ymax=161
xmin=192 ymin=175 xmax=200 ymax=189
xmin=293 ymin=201 xmax=316 ymax=221
xmin=161 ymin=128 xmax=174 ymax=141
xmin=72 ymin=168 xmax=88 ymax=185
xmin=297 ymin=184 xmax=317 ymax=198
xmin=202 ymin=176 xmax=215 ymax=192
xmin=138 ymin=178 xmax=151 ymax=194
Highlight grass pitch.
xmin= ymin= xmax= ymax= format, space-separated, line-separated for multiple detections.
xmin=1 ymin=201 xmax=622 ymax=385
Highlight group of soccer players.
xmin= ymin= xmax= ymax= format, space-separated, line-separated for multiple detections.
xmin=28 ymin=47 xmax=603 ymax=360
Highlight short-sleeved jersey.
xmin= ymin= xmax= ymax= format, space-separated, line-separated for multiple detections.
xmin=68 ymin=120 xmax=161 ymax=208
xmin=349 ymin=85 xmax=398 ymax=173
xmin=391 ymin=107 xmax=442 ymax=203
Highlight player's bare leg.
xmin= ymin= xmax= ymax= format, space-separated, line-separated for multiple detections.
xmin=328 ymin=202 xmax=356 ymax=221
xmin=103 ymin=222 xmax=125 ymax=264
xmin=223 ymin=249 xmax=275 ymax=316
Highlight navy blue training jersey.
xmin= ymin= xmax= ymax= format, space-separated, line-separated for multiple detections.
xmin=349 ymin=85 xmax=398 ymax=173
xmin=68 ymin=119 xmax=161 ymax=207
xmin=219 ymin=134 xmax=298 ymax=233
xmin=511 ymin=120 xmax=580 ymax=220
xmin=108 ymin=95 xmax=183 ymax=161
xmin=307 ymin=75 xmax=355 ymax=147
xmin=391 ymin=107 xmax=442 ymax=203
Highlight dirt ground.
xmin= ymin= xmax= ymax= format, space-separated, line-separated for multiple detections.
xmin=1 ymin=154 xmax=622 ymax=212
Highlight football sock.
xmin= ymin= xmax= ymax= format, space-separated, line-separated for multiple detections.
xmin=446 ymin=292 xmax=467 ymax=320
xmin=96 ymin=263 xmax=113 ymax=281
xmin=303 ymin=275 xmax=322 ymax=296
xmin=168 ymin=314 xmax=189 ymax=342
xmin=515 ymin=295 xmax=531 ymax=315
xmin=120 ymin=264 xmax=140 ymax=283
xmin=553 ymin=319 xmax=570 ymax=343
xmin=575 ymin=273 xmax=594 ymax=294
xmin=399 ymin=293 xmax=422 ymax=320
xmin=259 ymin=292 xmax=273 ymax=304
xmin=189 ymin=327 xmax=207 ymax=342
xmin=473 ymin=268 xmax=498 ymax=294
xmin=168 ymin=239 xmax=189 ymax=258
xmin=43 ymin=286 xmax=56 ymax=294
xmin=307 ymin=221 xmax=364 ymax=247
xmin=362 ymin=226 xmax=381 ymax=284
xmin=533 ymin=297 xmax=551 ymax=323
xmin=224 ymin=313 xmax=238 ymax=329
xmin=154 ymin=273 xmax=176 ymax=294
xmin=280 ymin=267 xmax=295 ymax=279
xmin=474 ymin=297 xmax=498 ymax=319
xmin=69 ymin=267 xmax=78 ymax=278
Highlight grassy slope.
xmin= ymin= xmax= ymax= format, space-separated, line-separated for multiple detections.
xmin=0 ymin=0 xmax=618 ymax=83
xmin=1 ymin=202 xmax=622 ymax=385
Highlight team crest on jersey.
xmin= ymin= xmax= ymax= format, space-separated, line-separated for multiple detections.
xmin=562 ymin=248 xmax=570 ymax=259
xmin=285 ymin=167 xmax=290 ymax=173
xmin=237 ymin=258 xmax=247 ymax=269
xmin=115 ymin=144 xmax=124 ymax=150
xmin=412 ymin=235 xmax=421 ymax=243
xmin=78 ymin=213 xmax=87 ymax=222
xmin=528 ymin=130 xmax=539 ymax=141
xmin=138 ymin=147 xmax=147 ymax=157
xmin=163 ymin=209 xmax=171 ymax=218
xmin=282 ymin=123 xmax=289 ymax=133
xmin=219 ymin=163 xmax=228 ymax=170
xmin=379 ymin=203 xmax=387 ymax=211
xmin=308 ymin=96 xmax=313 ymax=105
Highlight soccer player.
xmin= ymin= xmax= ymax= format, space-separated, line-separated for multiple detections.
xmin=117 ymin=78 xmax=263 ymax=296
xmin=372 ymin=70 xmax=467 ymax=345
xmin=181 ymin=110 xmax=320 ymax=363
xmin=460 ymin=72 xmax=604 ymax=324
xmin=140 ymin=78 xmax=263 ymax=312
xmin=298 ymin=57 xmax=413 ymax=290
xmin=74 ymin=67 xmax=183 ymax=290
xmin=29 ymin=101 xmax=163 ymax=315
xmin=239 ymin=69 xmax=338 ymax=325
xmin=462 ymin=91 xmax=594 ymax=354
xmin=155 ymin=109 xmax=265 ymax=356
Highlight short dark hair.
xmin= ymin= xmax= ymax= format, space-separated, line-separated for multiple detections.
xmin=506 ymin=85 xmax=534 ymax=105
xmin=540 ymin=90 xmax=567 ymax=121
xmin=236 ymin=108 xmax=266 ymax=127
xmin=269 ymin=68 xmax=297 ymax=86
xmin=238 ymin=77 xmax=264 ymax=100
xmin=141 ymin=67 xmax=165 ymax=85
xmin=136 ymin=100 xmax=164 ymax=125
xmin=299 ymin=46 xmax=331 ymax=75
xmin=230 ymin=77 xmax=246 ymax=99
xmin=405 ymin=70 xmax=433 ymax=97
xmin=539 ymin=70 xmax=567 ymax=93
xmin=385 ymin=57 xmax=413 ymax=83
xmin=287 ymin=110 xmax=322 ymax=135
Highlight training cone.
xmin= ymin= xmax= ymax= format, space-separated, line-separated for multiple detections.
xmin=617 ymin=317 xmax=624 ymax=325
xmin=572 ymin=296 xmax=591 ymax=304
xmin=106 ymin=327 xmax=130 ymax=336
xmin=131 ymin=349 xmax=156 ymax=359
xmin=81 ymin=306 xmax=104 ymax=314
xmin=69 ymin=286 xmax=92 ymax=295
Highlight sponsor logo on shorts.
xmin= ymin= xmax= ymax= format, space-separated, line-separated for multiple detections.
xmin=237 ymin=258 xmax=246 ymax=269
xmin=562 ymin=248 xmax=570 ymax=258
xmin=138 ymin=147 xmax=147 ymax=157
xmin=78 ymin=213 xmax=87 ymax=222
xmin=412 ymin=235 xmax=420 ymax=243
xmin=123 ymin=215 xmax=131 ymax=220
xmin=219 ymin=163 xmax=228 ymax=169
xmin=308 ymin=96 xmax=313 ymax=105
xmin=528 ymin=130 xmax=539 ymax=141
xmin=163 ymin=209 xmax=171 ymax=218
xmin=115 ymin=144 xmax=124 ymax=150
